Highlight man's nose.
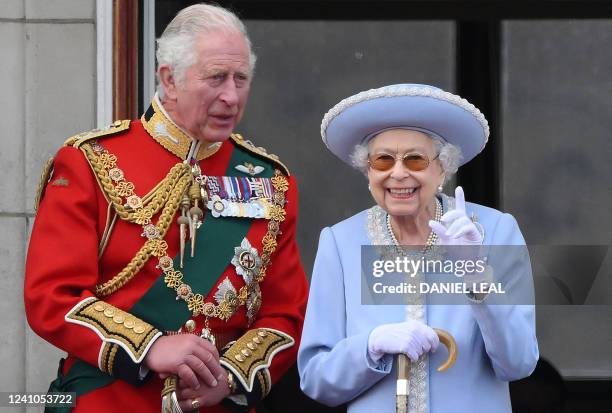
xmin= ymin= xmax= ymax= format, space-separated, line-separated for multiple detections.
xmin=219 ymin=79 xmax=239 ymax=106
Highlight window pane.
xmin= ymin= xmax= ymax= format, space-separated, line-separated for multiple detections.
xmin=241 ymin=20 xmax=455 ymax=270
xmin=502 ymin=20 xmax=612 ymax=379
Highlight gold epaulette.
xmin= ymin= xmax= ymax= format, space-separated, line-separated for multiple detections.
xmin=64 ymin=120 xmax=131 ymax=148
xmin=34 ymin=121 xmax=132 ymax=212
xmin=34 ymin=156 xmax=55 ymax=212
xmin=230 ymin=134 xmax=290 ymax=176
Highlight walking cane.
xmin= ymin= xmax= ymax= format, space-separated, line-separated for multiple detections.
xmin=396 ymin=328 xmax=457 ymax=413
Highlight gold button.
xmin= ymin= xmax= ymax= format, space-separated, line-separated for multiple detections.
xmin=257 ymin=330 xmax=268 ymax=338
xmin=253 ymin=336 xmax=262 ymax=344
xmin=113 ymin=120 xmax=122 ymax=127
xmin=113 ymin=315 xmax=125 ymax=324
xmin=124 ymin=319 xmax=135 ymax=329
xmin=241 ymin=349 xmax=251 ymax=357
xmin=134 ymin=325 xmax=146 ymax=334
xmin=235 ymin=354 xmax=245 ymax=362
xmin=247 ymin=343 xmax=256 ymax=350
xmin=94 ymin=303 xmax=104 ymax=312
xmin=103 ymin=308 xmax=115 ymax=317
xmin=184 ymin=319 xmax=196 ymax=332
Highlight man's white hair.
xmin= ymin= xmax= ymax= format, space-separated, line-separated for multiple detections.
xmin=349 ymin=132 xmax=463 ymax=184
xmin=156 ymin=3 xmax=257 ymax=95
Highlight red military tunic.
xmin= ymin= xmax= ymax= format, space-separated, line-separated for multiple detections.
xmin=25 ymin=98 xmax=308 ymax=412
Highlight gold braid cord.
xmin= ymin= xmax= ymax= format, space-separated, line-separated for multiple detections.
xmin=82 ymin=141 xmax=193 ymax=296
xmin=81 ymin=142 xmax=189 ymax=224
xmin=34 ymin=156 xmax=55 ymax=212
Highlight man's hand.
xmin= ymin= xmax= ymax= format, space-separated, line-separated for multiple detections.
xmin=144 ymin=334 xmax=224 ymax=390
xmin=176 ymin=368 xmax=232 ymax=410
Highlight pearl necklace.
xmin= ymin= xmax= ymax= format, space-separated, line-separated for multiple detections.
xmin=386 ymin=197 xmax=443 ymax=248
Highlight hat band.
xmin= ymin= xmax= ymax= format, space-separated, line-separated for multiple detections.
xmin=362 ymin=126 xmax=446 ymax=145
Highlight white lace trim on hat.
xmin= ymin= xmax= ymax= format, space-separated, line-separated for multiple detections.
xmin=321 ymin=84 xmax=490 ymax=150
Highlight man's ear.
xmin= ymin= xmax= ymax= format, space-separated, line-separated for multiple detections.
xmin=158 ymin=65 xmax=177 ymax=100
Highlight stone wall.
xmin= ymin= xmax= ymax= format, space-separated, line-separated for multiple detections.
xmin=0 ymin=0 xmax=96 ymax=410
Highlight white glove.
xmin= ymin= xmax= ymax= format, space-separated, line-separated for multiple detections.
xmin=367 ymin=320 xmax=440 ymax=363
xmin=429 ymin=186 xmax=483 ymax=246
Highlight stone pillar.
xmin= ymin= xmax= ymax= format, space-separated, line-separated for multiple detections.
xmin=0 ymin=1 xmax=97 ymax=409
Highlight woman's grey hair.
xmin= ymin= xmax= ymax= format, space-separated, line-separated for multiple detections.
xmin=156 ymin=3 xmax=257 ymax=95
xmin=349 ymin=132 xmax=463 ymax=184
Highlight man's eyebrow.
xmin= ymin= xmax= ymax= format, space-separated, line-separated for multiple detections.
xmin=201 ymin=67 xmax=251 ymax=76
xmin=202 ymin=67 xmax=227 ymax=75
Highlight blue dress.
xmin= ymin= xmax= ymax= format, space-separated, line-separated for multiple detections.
xmin=298 ymin=195 xmax=538 ymax=413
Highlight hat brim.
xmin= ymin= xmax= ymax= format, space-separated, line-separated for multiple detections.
xmin=322 ymin=85 xmax=489 ymax=167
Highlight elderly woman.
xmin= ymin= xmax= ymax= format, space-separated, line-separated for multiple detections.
xmin=298 ymin=84 xmax=538 ymax=413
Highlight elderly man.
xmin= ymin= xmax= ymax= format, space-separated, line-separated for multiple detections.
xmin=25 ymin=4 xmax=308 ymax=412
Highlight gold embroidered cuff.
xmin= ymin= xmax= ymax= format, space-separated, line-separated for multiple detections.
xmin=65 ymin=297 xmax=161 ymax=363
xmin=219 ymin=328 xmax=294 ymax=392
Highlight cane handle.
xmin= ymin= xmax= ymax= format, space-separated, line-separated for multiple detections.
xmin=433 ymin=328 xmax=457 ymax=372
xmin=395 ymin=329 xmax=457 ymax=413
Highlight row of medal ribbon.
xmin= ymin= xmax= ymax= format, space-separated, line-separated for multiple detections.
xmin=202 ymin=176 xmax=275 ymax=219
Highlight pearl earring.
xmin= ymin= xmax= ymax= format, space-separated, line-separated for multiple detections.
xmin=437 ymin=184 xmax=443 ymax=193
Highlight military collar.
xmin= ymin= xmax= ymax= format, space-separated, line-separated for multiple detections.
xmin=141 ymin=94 xmax=221 ymax=161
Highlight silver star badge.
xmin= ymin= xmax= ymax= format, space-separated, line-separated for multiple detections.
xmin=231 ymin=238 xmax=262 ymax=284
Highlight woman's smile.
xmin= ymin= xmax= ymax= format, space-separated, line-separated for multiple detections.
xmin=387 ymin=187 xmax=419 ymax=199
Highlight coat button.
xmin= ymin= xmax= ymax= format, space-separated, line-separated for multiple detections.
xmin=184 ymin=320 xmax=196 ymax=332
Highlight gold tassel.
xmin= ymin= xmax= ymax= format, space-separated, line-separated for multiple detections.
xmin=189 ymin=200 xmax=203 ymax=257
xmin=177 ymin=195 xmax=190 ymax=268
xmin=188 ymin=180 xmax=203 ymax=257
xmin=161 ymin=375 xmax=180 ymax=413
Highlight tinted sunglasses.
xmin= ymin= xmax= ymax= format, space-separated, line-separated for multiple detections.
xmin=368 ymin=152 xmax=439 ymax=172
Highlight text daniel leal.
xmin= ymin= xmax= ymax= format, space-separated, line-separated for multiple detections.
xmin=372 ymin=282 xmax=505 ymax=294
